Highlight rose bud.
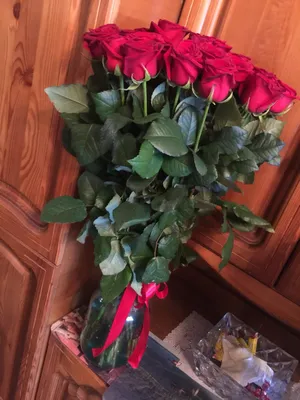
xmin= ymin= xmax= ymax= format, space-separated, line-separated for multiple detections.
xmin=83 ymin=24 xmax=120 ymax=59
xmin=238 ymin=67 xmax=291 ymax=113
xmin=270 ymin=80 xmax=297 ymax=113
xmin=164 ymin=40 xmax=203 ymax=86
xmin=150 ymin=19 xmax=187 ymax=46
xmin=197 ymin=56 xmax=236 ymax=102
xmin=123 ymin=32 xmax=165 ymax=81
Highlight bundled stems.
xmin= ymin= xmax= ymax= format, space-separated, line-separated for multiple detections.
xmin=119 ymin=75 xmax=125 ymax=106
xmin=173 ymin=87 xmax=181 ymax=115
xmin=143 ymin=80 xmax=148 ymax=116
xmin=194 ymin=99 xmax=211 ymax=152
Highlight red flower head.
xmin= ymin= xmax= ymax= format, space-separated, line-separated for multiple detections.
xmin=238 ymin=67 xmax=297 ymax=113
xmin=231 ymin=53 xmax=254 ymax=83
xmin=150 ymin=19 xmax=188 ymax=46
xmin=83 ymin=24 xmax=120 ymax=59
xmin=164 ymin=40 xmax=203 ymax=86
xmin=190 ymin=33 xmax=232 ymax=57
xmin=123 ymin=32 xmax=166 ymax=81
xmin=197 ymin=56 xmax=236 ymax=102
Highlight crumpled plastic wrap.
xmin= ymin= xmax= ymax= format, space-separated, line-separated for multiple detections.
xmin=193 ymin=313 xmax=298 ymax=400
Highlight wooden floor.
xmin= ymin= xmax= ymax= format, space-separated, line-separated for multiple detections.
xmin=150 ymin=266 xmax=300 ymax=381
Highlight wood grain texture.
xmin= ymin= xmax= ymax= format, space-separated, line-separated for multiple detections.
xmin=182 ymin=0 xmax=300 ymax=287
xmin=0 ymin=241 xmax=33 ymax=400
xmin=36 ymin=335 xmax=105 ymax=400
xmin=188 ymin=240 xmax=300 ymax=332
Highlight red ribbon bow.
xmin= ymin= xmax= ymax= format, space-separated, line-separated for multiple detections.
xmin=92 ymin=282 xmax=168 ymax=368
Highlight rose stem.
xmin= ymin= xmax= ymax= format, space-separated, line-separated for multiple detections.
xmin=194 ymin=99 xmax=211 ymax=152
xmin=143 ymin=80 xmax=148 ymax=116
xmin=119 ymin=75 xmax=125 ymax=106
xmin=173 ymin=86 xmax=181 ymax=115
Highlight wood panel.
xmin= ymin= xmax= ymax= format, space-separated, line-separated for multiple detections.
xmin=276 ymin=240 xmax=300 ymax=305
xmin=36 ymin=335 xmax=105 ymax=400
xmin=182 ymin=0 xmax=300 ymax=286
xmin=0 ymin=241 xmax=33 ymax=400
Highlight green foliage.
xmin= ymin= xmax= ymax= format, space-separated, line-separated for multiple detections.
xmin=42 ymin=75 xmax=285 ymax=301
xmin=91 ymin=90 xmax=121 ymax=121
xmin=128 ymin=141 xmax=163 ymax=178
xmin=145 ymin=118 xmax=188 ymax=156
xmin=45 ymin=84 xmax=89 ymax=113
xmin=142 ymin=257 xmax=170 ymax=283
xmin=41 ymin=196 xmax=87 ymax=223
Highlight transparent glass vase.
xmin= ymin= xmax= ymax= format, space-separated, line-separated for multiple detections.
xmin=80 ymin=289 xmax=145 ymax=370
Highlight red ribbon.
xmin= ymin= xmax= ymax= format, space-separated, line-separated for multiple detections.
xmin=92 ymin=282 xmax=168 ymax=368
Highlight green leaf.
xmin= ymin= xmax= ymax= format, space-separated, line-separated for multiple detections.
xmin=112 ymin=133 xmax=137 ymax=166
xmin=177 ymin=198 xmax=195 ymax=222
xmin=161 ymin=101 xmax=170 ymax=118
xmin=61 ymin=113 xmax=81 ymax=128
xmin=230 ymin=159 xmax=259 ymax=174
xmin=142 ymin=257 xmax=170 ymax=283
xmin=219 ymin=227 xmax=234 ymax=270
xmin=158 ymin=235 xmax=180 ymax=259
xmin=94 ymin=235 xmax=112 ymax=265
xmin=232 ymin=204 xmax=274 ymax=232
xmin=95 ymin=186 xmax=114 ymax=209
xmin=71 ymin=124 xmax=112 ymax=165
xmin=235 ymin=172 xmax=255 ymax=184
xmin=193 ymin=152 xmax=207 ymax=176
xmin=93 ymin=215 xmax=115 ymax=236
xmin=145 ymin=118 xmax=188 ymax=157
xmin=214 ymin=96 xmax=242 ymax=131
xmin=191 ymin=164 xmax=218 ymax=187
xmin=129 ymin=234 xmax=153 ymax=263
xmin=134 ymin=113 xmax=162 ymax=124
xmin=113 ymin=202 xmax=151 ymax=231
xmin=217 ymin=175 xmax=242 ymax=193
xmin=41 ymin=196 xmax=87 ymax=223
xmin=101 ymin=266 xmax=132 ymax=303
xmin=77 ymin=220 xmax=92 ymax=244
xmin=45 ymin=84 xmax=89 ymax=113
xmin=247 ymin=133 xmax=285 ymax=164
xmin=182 ymin=245 xmax=198 ymax=264
xmin=221 ymin=209 xmax=229 ymax=233
xmin=132 ymin=94 xmax=143 ymax=120
xmin=61 ymin=126 xmax=76 ymax=156
xmin=77 ymin=171 xmax=103 ymax=206
xmin=151 ymin=187 xmax=188 ymax=212
xmin=268 ymin=155 xmax=281 ymax=166
xmin=227 ymin=213 xmax=255 ymax=232
xmin=263 ymin=118 xmax=285 ymax=138
xmin=243 ymin=120 xmax=261 ymax=139
xmin=101 ymin=113 xmax=131 ymax=136
xmin=149 ymin=223 xmax=162 ymax=248
xmin=237 ymin=147 xmax=256 ymax=161
xmin=151 ymin=82 xmax=166 ymax=112
xmin=99 ymin=239 xmax=127 ymax=275
xmin=175 ymin=97 xmax=205 ymax=118
xmin=105 ymin=193 xmax=121 ymax=222
xmin=128 ymin=141 xmax=163 ymax=179
xmin=177 ymin=106 xmax=198 ymax=146
xmin=91 ymin=90 xmax=121 ymax=121
xmin=127 ymin=174 xmax=155 ymax=193
xmin=162 ymin=154 xmax=193 ymax=177
xmin=194 ymin=197 xmax=216 ymax=216
xmin=158 ymin=211 xmax=178 ymax=230
xmin=202 ymin=126 xmax=248 ymax=164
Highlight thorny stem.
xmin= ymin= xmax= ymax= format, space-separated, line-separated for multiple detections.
xmin=143 ymin=80 xmax=148 ymax=116
xmin=194 ymin=100 xmax=211 ymax=152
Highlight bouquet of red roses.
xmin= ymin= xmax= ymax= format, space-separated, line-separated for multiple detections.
xmin=41 ymin=19 xmax=297 ymax=368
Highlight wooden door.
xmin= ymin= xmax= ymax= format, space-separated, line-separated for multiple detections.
xmin=181 ymin=0 xmax=300 ymax=288
xmin=0 ymin=1 xmax=186 ymax=399
xmin=36 ymin=335 xmax=105 ymax=400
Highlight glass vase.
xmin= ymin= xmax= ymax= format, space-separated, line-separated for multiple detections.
xmin=80 ymin=289 xmax=145 ymax=370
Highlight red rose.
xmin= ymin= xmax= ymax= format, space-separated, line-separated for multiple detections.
xmin=150 ymin=19 xmax=187 ymax=46
xmin=197 ymin=56 xmax=236 ymax=102
xmin=83 ymin=24 xmax=120 ymax=59
xmin=103 ymin=36 xmax=126 ymax=73
xmin=231 ymin=53 xmax=254 ymax=83
xmin=164 ymin=41 xmax=203 ymax=86
xmin=270 ymin=81 xmax=297 ymax=113
xmin=190 ymin=33 xmax=232 ymax=53
xmin=123 ymin=32 xmax=165 ymax=81
xmin=238 ymin=68 xmax=289 ymax=113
